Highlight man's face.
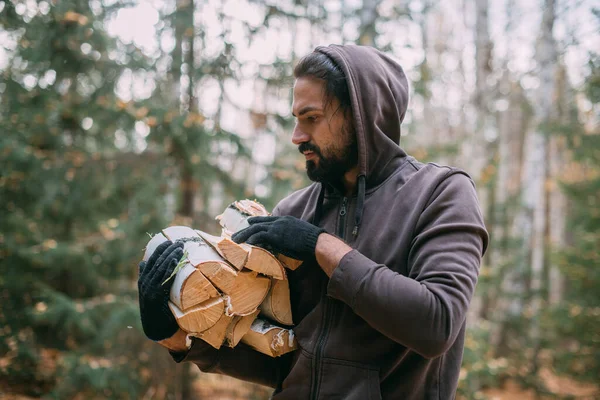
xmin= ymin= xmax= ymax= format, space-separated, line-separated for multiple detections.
xmin=291 ymin=76 xmax=358 ymax=183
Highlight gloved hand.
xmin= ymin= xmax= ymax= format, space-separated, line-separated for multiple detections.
xmin=138 ymin=240 xmax=183 ymax=341
xmin=231 ymin=216 xmax=326 ymax=261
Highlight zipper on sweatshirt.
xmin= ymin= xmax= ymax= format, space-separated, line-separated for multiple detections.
xmin=310 ymin=197 xmax=348 ymax=400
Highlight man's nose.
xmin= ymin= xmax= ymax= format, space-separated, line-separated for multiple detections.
xmin=292 ymin=124 xmax=310 ymax=145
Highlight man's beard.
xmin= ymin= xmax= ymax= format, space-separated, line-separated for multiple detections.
xmin=298 ymin=123 xmax=358 ymax=184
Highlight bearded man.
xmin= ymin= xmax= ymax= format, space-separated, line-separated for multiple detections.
xmin=138 ymin=45 xmax=489 ymax=399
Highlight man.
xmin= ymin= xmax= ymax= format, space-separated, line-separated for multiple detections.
xmin=138 ymin=45 xmax=488 ymax=399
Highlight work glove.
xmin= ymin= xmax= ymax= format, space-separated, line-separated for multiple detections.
xmin=138 ymin=240 xmax=183 ymax=341
xmin=232 ymin=216 xmax=326 ymax=261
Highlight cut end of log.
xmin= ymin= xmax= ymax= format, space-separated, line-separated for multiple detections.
xmin=169 ymin=297 xmax=224 ymax=333
xmin=223 ymin=271 xmax=271 ymax=316
xmin=198 ymin=314 xmax=233 ymax=349
xmin=241 ymin=243 xmax=287 ymax=280
xmin=146 ymin=201 xmax=297 ymax=357
xmin=277 ymin=254 xmax=303 ymax=271
xmin=170 ymin=263 xmax=219 ymax=311
xmin=225 ymin=309 xmax=260 ymax=348
xmin=241 ymin=319 xmax=297 ymax=357
xmin=197 ymin=261 xmax=238 ymax=294
xmin=197 ymin=230 xmax=248 ymax=270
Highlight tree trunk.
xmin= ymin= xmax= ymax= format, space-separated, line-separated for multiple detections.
xmin=358 ymin=0 xmax=381 ymax=46
xmin=468 ymin=0 xmax=492 ymax=326
xmin=547 ymin=63 xmax=569 ymax=305
xmin=492 ymin=0 xmax=557 ymax=365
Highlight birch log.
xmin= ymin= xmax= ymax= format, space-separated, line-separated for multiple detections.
xmin=197 ymin=314 xmax=233 ymax=349
xmin=260 ymin=278 xmax=293 ymax=326
xmin=241 ymin=319 xmax=297 ymax=357
xmin=169 ymin=297 xmax=225 ymax=333
xmin=217 ymin=200 xmax=303 ymax=272
xmin=225 ymin=309 xmax=261 ymax=347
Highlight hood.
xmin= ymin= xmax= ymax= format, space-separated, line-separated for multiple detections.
xmin=315 ymin=44 xmax=409 ymax=188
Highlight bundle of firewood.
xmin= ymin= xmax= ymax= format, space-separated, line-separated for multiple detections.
xmin=142 ymin=200 xmax=302 ymax=357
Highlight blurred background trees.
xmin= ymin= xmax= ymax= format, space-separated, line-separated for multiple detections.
xmin=0 ymin=0 xmax=598 ymax=399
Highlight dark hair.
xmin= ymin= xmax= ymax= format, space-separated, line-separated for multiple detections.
xmin=293 ymin=51 xmax=351 ymax=118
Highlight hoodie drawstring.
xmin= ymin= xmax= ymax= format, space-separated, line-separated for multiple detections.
xmin=312 ymin=183 xmax=326 ymax=227
xmin=352 ymin=175 xmax=366 ymax=236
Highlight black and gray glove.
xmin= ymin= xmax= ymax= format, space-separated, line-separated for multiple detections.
xmin=231 ymin=216 xmax=326 ymax=261
xmin=138 ymin=241 xmax=183 ymax=341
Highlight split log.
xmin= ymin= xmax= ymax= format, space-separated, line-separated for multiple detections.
xmin=150 ymin=227 xmax=236 ymax=311
xmin=260 ymin=278 xmax=293 ymax=326
xmin=217 ymin=206 xmax=251 ymax=236
xmin=162 ymin=225 xmax=201 ymax=242
xmin=225 ymin=309 xmax=260 ymax=347
xmin=141 ymin=201 xmax=299 ymax=358
xmin=217 ymin=200 xmax=303 ymax=272
xmin=194 ymin=261 xmax=268 ymax=316
xmin=169 ymin=297 xmax=224 ymax=333
xmin=216 ymin=199 xmax=269 ymax=235
xmin=196 ymin=261 xmax=238 ymax=294
xmin=277 ymin=254 xmax=303 ymax=271
xmin=197 ymin=314 xmax=233 ymax=349
xmin=240 ymin=243 xmax=287 ymax=280
xmin=222 ymin=271 xmax=271 ymax=316
xmin=196 ymin=231 xmax=248 ymax=270
xmin=241 ymin=319 xmax=297 ymax=357
xmin=170 ymin=263 xmax=219 ymax=311
xmin=199 ymin=230 xmax=287 ymax=279
xmin=143 ymin=231 xmax=221 ymax=311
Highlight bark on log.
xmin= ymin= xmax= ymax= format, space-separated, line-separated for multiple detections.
xmin=241 ymin=319 xmax=297 ymax=357
xmin=143 ymin=232 xmax=169 ymax=262
xmin=141 ymin=200 xmax=299 ymax=357
xmin=162 ymin=225 xmax=202 ymax=242
xmin=169 ymin=263 xmax=219 ymax=311
xmin=217 ymin=200 xmax=303 ymax=272
xmin=260 ymin=278 xmax=293 ymax=326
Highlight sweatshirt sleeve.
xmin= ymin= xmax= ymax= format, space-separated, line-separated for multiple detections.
xmin=169 ymin=338 xmax=292 ymax=388
xmin=327 ymin=171 xmax=488 ymax=359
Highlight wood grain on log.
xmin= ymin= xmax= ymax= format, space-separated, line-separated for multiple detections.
xmin=241 ymin=243 xmax=286 ymax=280
xmin=197 ymin=314 xmax=233 ymax=349
xmin=222 ymin=271 xmax=270 ymax=316
xmin=260 ymin=278 xmax=293 ymax=326
xmin=277 ymin=254 xmax=303 ymax=271
xmin=169 ymin=297 xmax=224 ymax=333
xmin=225 ymin=309 xmax=260 ymax=347
xmin=196 ymin=231 xmax=248 ymax=270
xmin=170 ymin=263 xmax=219 ymax=311
xmin=241 ymin=319 xmax=297 ymax=357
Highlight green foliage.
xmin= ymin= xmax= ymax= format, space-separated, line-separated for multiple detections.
xmin=458 ymin=323 xmax=509 ymax=399
xmin=0 ymin=0 xmax=172 ymax=397
xmin=546 ymin=50 xmax=600 ymax=383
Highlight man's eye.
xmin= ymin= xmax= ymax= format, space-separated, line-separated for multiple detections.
xmin=307 ymin=116 xmax=318 ymax=122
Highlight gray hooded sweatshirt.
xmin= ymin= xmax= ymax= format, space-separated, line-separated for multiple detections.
xmin=171 ymin=45 xmax=489 ymax=400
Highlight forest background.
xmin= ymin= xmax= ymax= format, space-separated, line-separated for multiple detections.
xmin=1 ymin=0 xmax=599 ymax=399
